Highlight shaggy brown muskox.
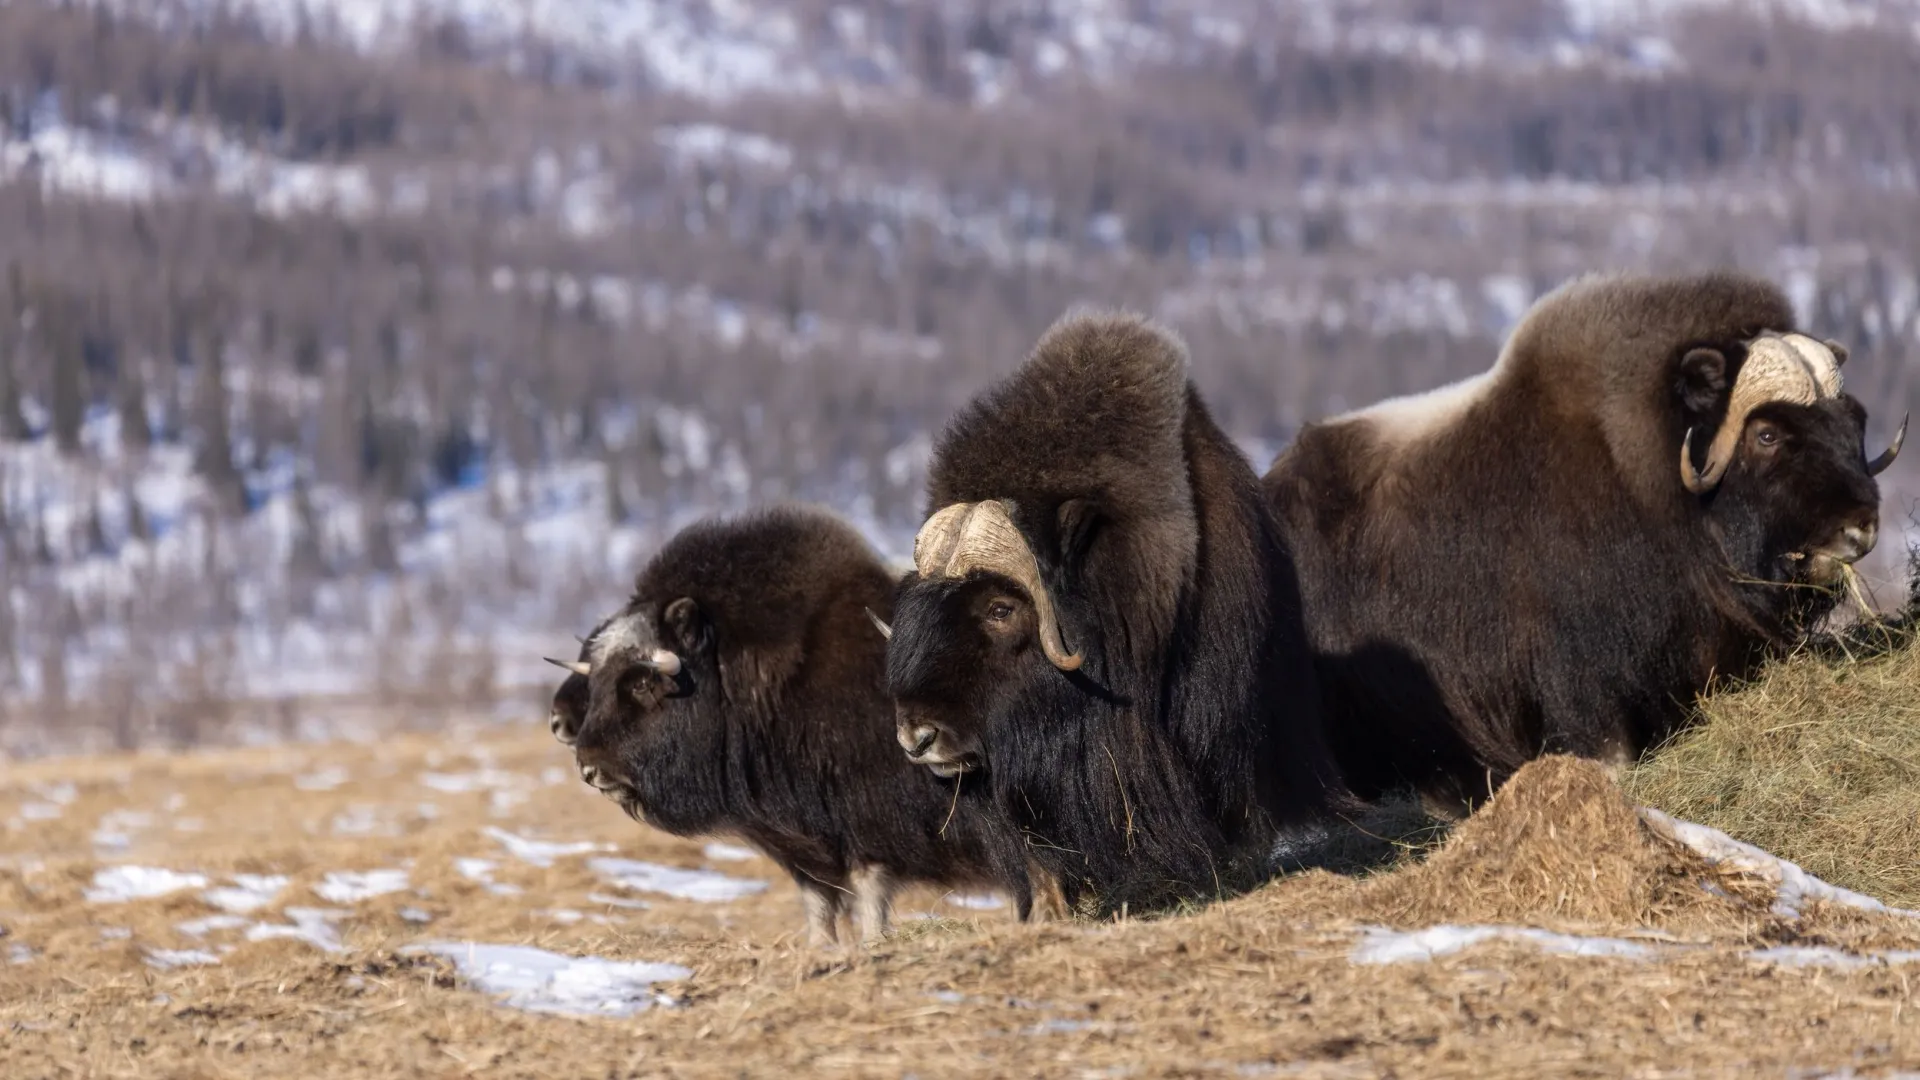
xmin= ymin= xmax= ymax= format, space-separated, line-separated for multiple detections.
xmin=548 ymin=505 xmax=1035 ymax=944
xmin=880 ymin=311 xmax=1345 ymax=912
xmin=1263 ymin=271 xmax=1905 ymax=809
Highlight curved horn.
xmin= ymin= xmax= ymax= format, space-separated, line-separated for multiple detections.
xmin=1868 ymin=413 xmax=1908 ymax=477
xmin=914 ymin=500 xmax=1083 ymax=671
xmin=864 ymin=607 xmax=893 ymax=640
xmin=637 ymin=649 xmax=683 ymax=676
xmin=1682 ymin=333 xmax=1844 ymax=494
xmin=544 ymin=657 xmax=592 ymax=677
xmin=1678 ymin=427 xmax=1712 ymax=495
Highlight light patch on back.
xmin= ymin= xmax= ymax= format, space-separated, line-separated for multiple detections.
xmin=590 ymin=613 xmax=651 ymax=668
xmin=1341 ymin=368 xmax=1498 ymax=447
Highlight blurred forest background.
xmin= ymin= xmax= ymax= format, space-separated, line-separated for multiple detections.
xmin=1 ymin=0 xmax=1917 ymax=754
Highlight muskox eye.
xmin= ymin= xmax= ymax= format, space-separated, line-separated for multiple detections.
xmin=986 ymin=601 xmax=1015 ymax=622
xmin=1756 ymin=428 xmax=1779 ymax=448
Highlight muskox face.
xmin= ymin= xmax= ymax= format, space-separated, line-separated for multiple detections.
xmin=885 ymin=572 xmax=1050 ymax=778
xmin=545 ymin=599 xmax=703 ymax=823
xmin=1712 ymin=396 xmax=1886 ymax=586
xmin=1676 ymin=334 xmax=1903 ymax=591
xmin=883 ymin=499 xmax=1088 ymax=777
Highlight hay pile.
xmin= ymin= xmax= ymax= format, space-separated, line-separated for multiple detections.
xmin=1336 ymin=755 xmax=1754 ymax=934
xmin=1628 ymin=633 xmax=1920 ymax=907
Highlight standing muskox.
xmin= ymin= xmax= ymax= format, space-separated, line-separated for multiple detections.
xmin=547 ymin=505 xmax=1036 ymax=944
xmin=881 ymin=311 xmax=1344 ymax=911
xmin=1263 ymin=271 xmax=1906 ymax=808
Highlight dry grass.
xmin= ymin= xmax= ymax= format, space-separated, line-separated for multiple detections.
xmin=1627 ymin=627 xmax=1920 ymax=908
xmin=7 ymin=639 xmax=1920 ymax=1077
xmin=1355 ymin=756 xmax=1747 ymax=934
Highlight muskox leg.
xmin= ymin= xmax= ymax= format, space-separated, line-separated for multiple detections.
xmin=1025 ymin=859 xmax=1070 ymax=922
xmin=798 ymin=881 xmax=843 ymax=947
xmin=850 ymin=865 xmax=893 ymax=942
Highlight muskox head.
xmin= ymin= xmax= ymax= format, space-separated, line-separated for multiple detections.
xmin=544 ymin=601 xmax=697 ymax=825
xmin=884 ymin=499 xmax=1084 ymax=778
xmin=1675 ymin=331 xmax=1904 ymax=587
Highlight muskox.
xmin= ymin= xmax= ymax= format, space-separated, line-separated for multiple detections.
xmin=881 ymin=311 xmax=1345 ymax=912
xmin=1263 ymin=271 xmax=1906 ymax=809
xmin=547 ymin=505 xmax=1035 ymax=944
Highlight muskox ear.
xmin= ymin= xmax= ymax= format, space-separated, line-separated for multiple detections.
xmin=1056 ymin=498 xmax=1102 ymax=568
xmin=1676 ymin=346 xmax=1729 ymax=416
xmin=663 ymin=597 xmax=708 ymax=653
xmin=1824 ymin=339 xmax=1849 ymax=368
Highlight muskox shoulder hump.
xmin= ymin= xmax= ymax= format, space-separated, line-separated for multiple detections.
xmin=927 ymin=309 xmax=1194 ymax=519
xmin=634 ymin=504 xmax=894 ymax=659
xmin=1500 ymin=271 xmax=1797 ymax=388
xmin=1337 ymin=367 xmax=1500 ymax=449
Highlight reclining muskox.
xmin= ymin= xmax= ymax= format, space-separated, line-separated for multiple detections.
xmin=546 ymin=505 xmax=1036 ymax=944
xmin=880 ymin=311 xmax=1345 ymax=912
xmin=1263 ymin=271 xmax=1906 ymax=809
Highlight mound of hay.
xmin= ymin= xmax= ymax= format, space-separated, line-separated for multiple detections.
xmin=1627 ymin=635 xmax=1920 ymax=907
xmin=1351 ymin=755 xmax=1746 ymax=933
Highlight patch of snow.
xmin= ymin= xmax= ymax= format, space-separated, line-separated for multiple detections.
xmin=483 ymin=826 xmax=613 ymax=867
xmin=400 ymin=907 xmax=434 ymax=924
xmin=1639 ymin=809 xmax=1918 ymax=919
xmin=99 ymin=926 xmax=133 ymax=940
xmin=9 ymin=943 xmax=36 ymax=964
xmin=177 ymin=914 xmax=250 ymax=937
xmin=329 ymin=805 xmax=400 ymax=838
xmin=412 ymin=942 xmax=691 ymax=1019
xmin=246 ymin=907 xmax=349 ymax=953
xmin=201 ymin=874 xmax=290 ymax=915
xmin=146 ymin=947 xmax=221 ymax=971
xmin=1746 ymin=945 xmax=1920 ymax=970
xmin=17 ymin=802 xmax=64 ymax=822
xmin=1023 ymin=1019 xmax=1097 ymax=1036
xmin=86 ymin=866 xmax=210 ymax=904
xmin=35 ymin=782 xmax=78 ymax=805
xmin=295 ymin=766 xmax=350 ymax=791
xmin=1351 ymin=924 xmax=1658 ymax=965
xmin=586 ymin=892 xmax=651 ymax=911
xmin=656 ymin=124 xmax=794 ymax=172
xmin=945 ymin=893 xmax=1005 ymax=912
xmin=455 ymin=857 xmax=525 ymax=897
xmin=0 ymin=123 xmax=162 ymax=202
xmin=421 ymin=769 xmax=527 ymax=794
xmin=701 ymin=842 xmax=758 ymax=863
xmin=313 ymin=869 xmax=411 ymax=904
xmin=91 ymin=809 xmax=155 ymax=852
xmin=587 ymin=858 xmax=767 ymax=903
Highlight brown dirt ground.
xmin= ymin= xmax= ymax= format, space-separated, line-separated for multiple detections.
xmin=4 ymin=728 xmax=1920 ymax=1080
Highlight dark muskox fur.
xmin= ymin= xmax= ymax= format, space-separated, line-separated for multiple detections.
xmin=887 ymin=311 xmax=1344 ymax=912
xmin=552 ymin=505 xmax=1034 ymax=941
xmin=1264 ymin=271 xmax=1891 ymax=808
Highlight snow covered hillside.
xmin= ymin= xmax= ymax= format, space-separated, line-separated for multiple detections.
xmin=1 ymin=0 xmax=1917 ymax=753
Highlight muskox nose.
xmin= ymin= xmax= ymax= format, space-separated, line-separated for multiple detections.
xmin=578 ymin=761 xmax=629 ymax=800
xmin=1838 ymin=521 xmax=1878 ymax=563
xmin=549 ymin=708 xmax=578 ymax=747
xmin=898 ymin=724 xmax=938 ymax=758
